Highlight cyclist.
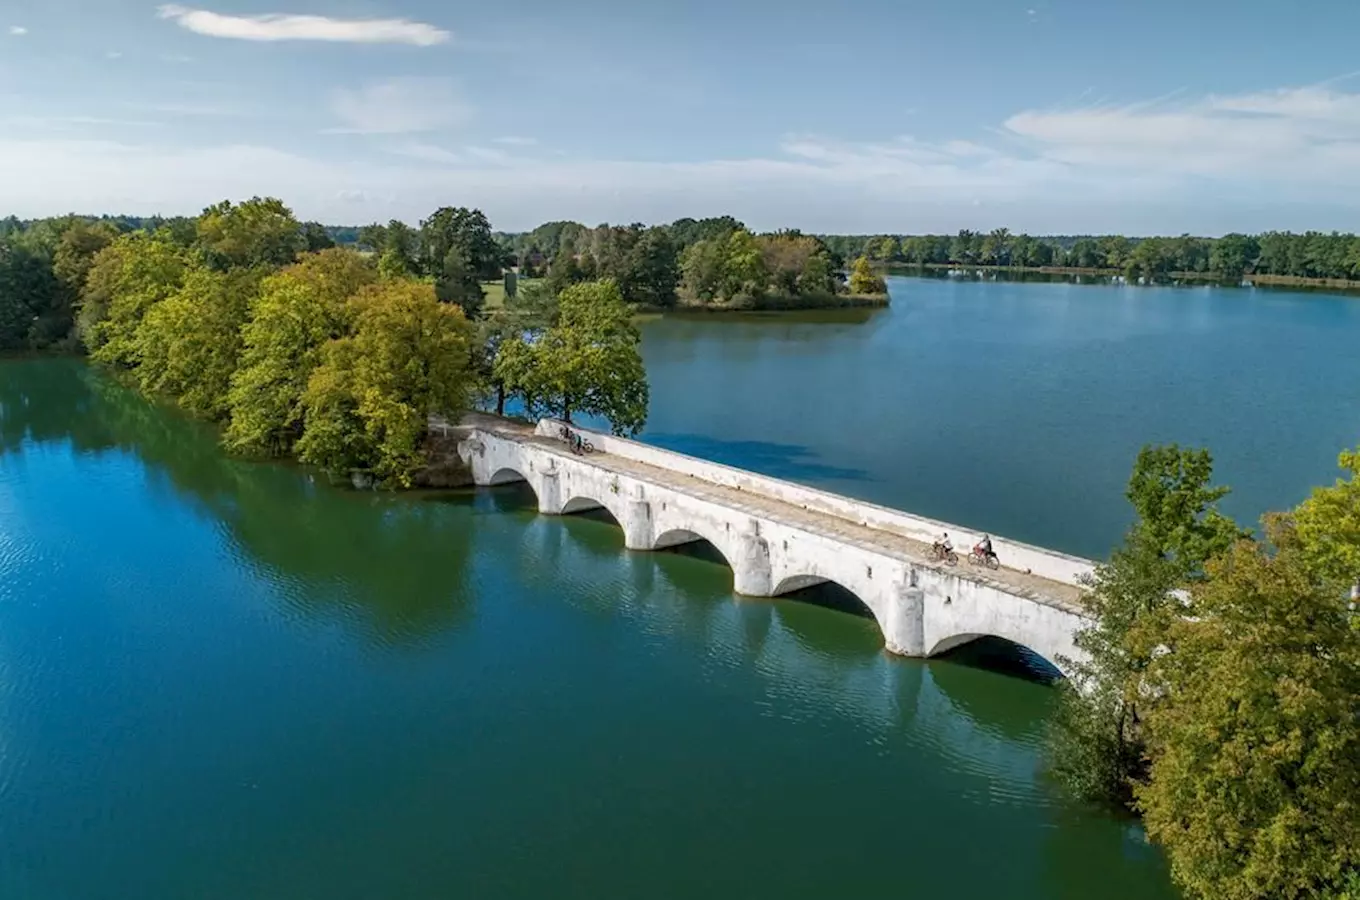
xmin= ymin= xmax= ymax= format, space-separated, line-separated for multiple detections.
xmin=974 ymin=534 xmax=995 ymax=562
xmin=933 ymin=532 xmax=953 ymax=558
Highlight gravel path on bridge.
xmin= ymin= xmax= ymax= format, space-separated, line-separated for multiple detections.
xmin=469 ymin=419 xmax=1086 ymax=614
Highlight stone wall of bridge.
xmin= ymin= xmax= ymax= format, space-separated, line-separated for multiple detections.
xmin=461 ymin=422 xmax=1089 ymax=674
xmin=533 ymin=419 xmax=1095 ymax=588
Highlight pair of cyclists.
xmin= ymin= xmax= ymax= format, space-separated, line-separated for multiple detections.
xmin=932 ymin=532 xmax=995 ymax=563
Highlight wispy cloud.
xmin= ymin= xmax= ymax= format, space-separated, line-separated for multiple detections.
xmin=10 ymin=80 xmax=1360 ymax=233
xmin=327 ymin=78 xmax=471 ymax=135
xmin=156 ymin=5 xmax=449 ymax=46
xmin=388 ymin=142 xmax=465 ymax=164
xmin=1002 ymin=83 xmax=1360 ymax=182
xmin=492 ymin=136 xmax=537 ymax=146
xmin=7 ymin=25 xmax=26 ymax=36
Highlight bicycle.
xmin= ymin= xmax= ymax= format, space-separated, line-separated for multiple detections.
xmin=968 ymin=548 xmax=1001 ymax=570
xmin=931 ymin=543 xmax=958 ymax=565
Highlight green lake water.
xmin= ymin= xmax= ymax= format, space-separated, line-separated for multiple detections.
xmin=4 ymin=276 xmax=1358 ymax=898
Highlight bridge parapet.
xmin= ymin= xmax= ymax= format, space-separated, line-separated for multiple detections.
xmin=536 ymin=418 xmax=1096 ymax=588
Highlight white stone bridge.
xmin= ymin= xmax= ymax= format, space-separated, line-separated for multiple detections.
xmin=450 ymin=415 xmax=1096 ymax=675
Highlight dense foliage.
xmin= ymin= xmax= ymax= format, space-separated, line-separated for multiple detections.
xmin=817 ymin=228 xmax=1360 ymax=283
xmin=0 ymin=197 xmax=651 ymax=485
xmin=1048 ymin=445 xmax=1360 ymax=900
xmin=494 ymin=279 xmax=649 ymax=435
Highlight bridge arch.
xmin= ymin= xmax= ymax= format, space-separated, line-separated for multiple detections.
xmin=650 ymin=527 xmax=736 ymax=567
xmin=927 ymin=633 xmax=1065 ymax=679
xmin=488 ymin=465 xmax=532 ymax=487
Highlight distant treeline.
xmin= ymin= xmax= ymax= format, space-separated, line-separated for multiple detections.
xmin=815 ymin=230 xmax=1360 ymax=283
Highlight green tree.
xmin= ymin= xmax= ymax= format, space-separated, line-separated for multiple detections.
xmin=494 ymin=279 xmax=648 ymax=434
xmin=618 ymin=226 xmax=679 ymax=307
xmin=296 ymin=280 xmax=475 ymax=487
xmin=224 ymin=248 xmax=377 ymax=456
xmin=419 ymin=206 xmax=503 ymax=280
xmin=1048 ymin=445 xmax=1243 ymax=808
xmin=0 ymin=236 xmax=63 ymax=350
xmin=434 ymin=246 xmax=485 ymax=319
xmin=1293 ymin=448 xmax=1360 ymax=588
xmin=848 ymin=255 xmax=886 ymax=294
xmin=195 ymin=197 xmax=305 ymax=271
xmin=721 ymin=228 xmax=767 ymax=304
xmin=133 ymin=265 xmax=265 ymax=419
xmin=83 ymin=231 xmax=189 ymax=366
xmin=1137 ymin=517 xmax=1360 ymax=900
xmin=679 ymin=238 xmax=726 ymax=302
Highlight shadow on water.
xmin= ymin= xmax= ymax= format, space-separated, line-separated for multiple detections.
xmin=641 ymin=432 xmax=874 ymax=482
xmin=777 ymin=580 xmax=877 ymax=621
xmin=0 ymin=358 xmax=477 ymax=648
xmin=654 ymin=537 xmax=732 ymax=571
xmin=935 ymin=636 xmax=1064 ymax=684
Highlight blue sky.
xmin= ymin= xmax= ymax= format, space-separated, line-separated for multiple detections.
xmin=4 ymin=0 xmax=1360 ymax=233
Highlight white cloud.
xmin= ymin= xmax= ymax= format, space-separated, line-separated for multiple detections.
xmin=492 ymin=136 xmax=537 ymax=146
xmin=9 ymin=80 xmax=1360 ymax=234
xmin=106 ymin=51 xmax=123 ymax=59
xmin=1001 ymin=84 xmax=1360 ymax=184
xmin=327 ymin=78 xmax=471 ymax=135
xmin=7 ymin=25 xmax=26 ymax=35
xmin=156 ymin=5 xmax=449 ymax=46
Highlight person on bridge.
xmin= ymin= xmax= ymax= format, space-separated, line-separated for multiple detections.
xmin=975 ymin=534 xmax=995 ymax=561
xmin=934 ymin=532 xmax=953 ymax=556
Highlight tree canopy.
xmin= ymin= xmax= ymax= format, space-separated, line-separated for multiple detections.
xmin=495 ymin=278 xmax=648 ymax=435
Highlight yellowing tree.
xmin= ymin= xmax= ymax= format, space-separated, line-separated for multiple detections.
xmin=225 ymin=249 xmax=377 ymax=456
xmin=82 ymin=231 xmax=189 ymax=366
xmin=295 ymin=280 xmax=475 ymax=486
xmin=195 ymin=197 xmax=305 ymax=271
xmin=134 ymin=265 xmax=266 ymax=419
xmin=1294 ymin=448 xmax=1360 ymax=589
xmin=848 ymin=255 xmax=886 ymax=295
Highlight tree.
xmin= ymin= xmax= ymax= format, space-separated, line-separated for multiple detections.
xmin=1293 ymin=447 xmax=1360 ymax=588
xmin=494 ymin=279 xmax=648 ymax=435
xmin=225 ymin=248 xmax=377 ymax=456
xmin=296 ymin=280 xmax=475 ymax=487
xmin=1047 ymin=445 xmax=1243 ymax=808
xmin=721 ymin=228 xmax=767 ymax=304
xmin=419 ymin=206 xmax=502 ymax=280
xmin=52 ymin=220 xmax=119 ymax=302
xmin=679 ymin=238 xmax=725 ymax=302
xmin=848 ymin=255 xmax=886 ymax=294
xmin=618 ymin=226 xmax=679 ymax=307
xmin=434 ymin=246 xmax=485 ymax=319
xmin=300 ymin=222 xmax=336 ymax=252
xmin=195 ymin=197 xmax=305 ymax=271
xmin=1136 ymin=517 xmax=1360 ymax=900
xmin=133 ymin=265 xmax=265 ymax=419
xmin=83 ymin=231 xmax=189 ymax=366
xmin=0 ymin=236 xmax=63 ymax=350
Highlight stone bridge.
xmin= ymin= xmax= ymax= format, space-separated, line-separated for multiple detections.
xmin=451 ymin=415 xmax=1096 ymax=675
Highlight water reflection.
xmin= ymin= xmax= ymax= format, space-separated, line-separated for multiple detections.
xmin=0 ymin=359 xmax=475 ymax=647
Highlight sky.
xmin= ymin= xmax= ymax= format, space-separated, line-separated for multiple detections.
xmin=3 ymin=0 xmax=1360 ymax=234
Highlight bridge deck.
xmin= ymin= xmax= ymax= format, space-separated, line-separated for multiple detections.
xmin=475 ymin=419 xmax=1085 ymax=614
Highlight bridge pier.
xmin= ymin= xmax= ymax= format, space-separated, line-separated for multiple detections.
xmin=732 ymin=531 xmax=773 ymax=597
xmin=536 ymin=469 xmax=563 ymax=515
xmin=622 ymin=499 xmax=652 ymax=551
xmin=883 ymin=574 xmax=926 ymax=657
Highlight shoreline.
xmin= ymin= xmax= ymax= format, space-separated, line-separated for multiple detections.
xmin=882 ymin=262 xmax=1360 ymax=292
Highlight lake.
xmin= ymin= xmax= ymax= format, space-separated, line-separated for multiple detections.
xmin=4 ymin=276 xmax=1356 ymax=898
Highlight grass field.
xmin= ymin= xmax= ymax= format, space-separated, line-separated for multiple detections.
xmin=481 ymin=277 xmax=543 ymax=310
